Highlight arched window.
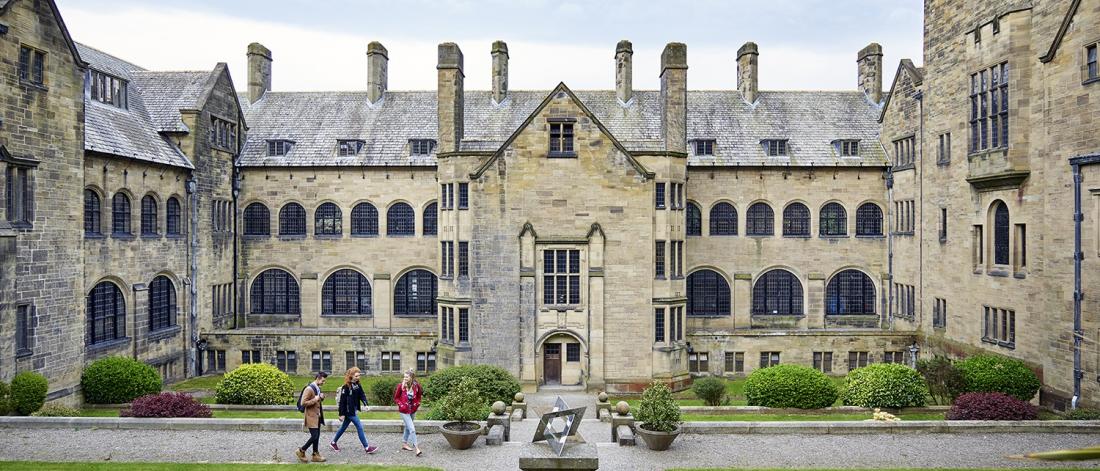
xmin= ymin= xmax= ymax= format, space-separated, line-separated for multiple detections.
xmin=825 ymin=269 xmax=876 ymax=315
xmin=387 ymin=202 xmax=415 ymax=236
xmin=243 ymin=203 xmax=270 ymax=236
xmin=819 ymin=202 xmax=847 ymax=237
xmin=250 ymin=269 xmax=300 ymax=314
xmin=314 ymin=202 xmax=342 ymax=236
xmin=686 ymin=269 xmax=731 ymax=317
xmin=149 ymin=275 xmax=177 ymax=331
xmin=752 ymin=269 xmax=803 ymax=315
xmin=747 ymin=202 xmax=774 ymax=236
xmin=322 ymin=269 xmax=372 ymax=316
xmin=141 ymin=195 xmax=158 ymax=236
xmin=88 ymin=281 xmax=125 ymax=344
xmin=782 ymin=203 xmax=810 ymax=237
xmin=84 ymin=189 xmax=101 ymax=235
xmin=686 ymin=202 xmax=702 ymax=236
xmin=166 ymin=197 xmax=181 ymax=236
xmin=423 ymin=202 xmax=437 ymax=236
xmin=993 ymin=201 xmax=1009 ymax=265
xmin=394 ymin=269 xmax=437 ymax=316
xmin=112 ymin=193 xmax=131 ymax=235
xmin=709 ymin=202 xmax=737 ymax=236
xmin=856 ymin=203 xmax=883 ymax=236
xmin=351 ymin=202 xmax=379 ymax=236
xmin=279 ymin=203 xmax=306 ymax=236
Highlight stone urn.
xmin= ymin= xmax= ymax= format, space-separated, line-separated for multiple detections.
xmin=634 ymin=423 xmax=681 ymax=451
xmin=441 ymin=421 xmax=483 ymax=450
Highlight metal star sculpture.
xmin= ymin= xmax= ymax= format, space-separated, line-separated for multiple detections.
xmin=532 ymin=396 xmax=587 ymax=456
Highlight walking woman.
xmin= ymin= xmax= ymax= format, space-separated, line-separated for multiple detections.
xmin=330 ymin=367 xmax=378 ymax=455
xmin=393 ymin=368 xmax=424 ymax=456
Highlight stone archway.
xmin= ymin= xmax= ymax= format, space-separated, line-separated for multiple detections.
xmin=536 ymin=331 xmax=586 ymax=388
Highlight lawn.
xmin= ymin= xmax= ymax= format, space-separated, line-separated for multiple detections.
xmin=0 ymin=463 xmax=437 ymax=471
xmin=614 ymin=376 xmax=849 ymax=407
xmin=671 ymin=469 xmax=1085 ymax=471
xmin=78 ymin=408 xmax=402 ymax=420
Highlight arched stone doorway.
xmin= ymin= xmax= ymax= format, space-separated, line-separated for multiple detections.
xmin=536 ymin=331 xmax=586 ymax=387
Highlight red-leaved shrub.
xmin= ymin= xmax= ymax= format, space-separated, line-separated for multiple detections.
xmin=121 ymin=392 xmax=212 ymax=418
xmin=946 ymin=392 xmax=1037 ymax=420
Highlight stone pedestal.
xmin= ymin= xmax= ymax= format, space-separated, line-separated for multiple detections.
xmin=595 ymin=401 xmax=612 ymax=422
xmin=487 ymin=413 xmax=510 ymax=442
xmin=518 ymin=437 xmax=598 ymax=471
xmin=512 ymin=401 xmax=528 ymax=419
xmin=611 ymin=413 xmax=635 ymax=443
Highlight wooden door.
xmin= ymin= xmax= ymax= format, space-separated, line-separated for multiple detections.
xmin=544 ymin=343 xmax=561 ymax=385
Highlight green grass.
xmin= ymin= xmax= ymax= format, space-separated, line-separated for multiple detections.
xmin=0 ymin=463 xmax=438 ymax=471
xmin=671 ymin=469 xmax=1087 ymax=471
xmin=682 ymin=412 xmax=946 ymax=422
xmin=78 ymin=409 xmax=402 ymax=420
xmin=614 ymin=376 xmax=848 ymax=407
xmin=170 ymin=373 xmax=404 ymax=403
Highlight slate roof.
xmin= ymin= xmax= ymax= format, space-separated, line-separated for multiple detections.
xmin=240 ymin=87 xmax=885 ymax=168
xmin=76 ymin=43 xmax=196 ymax=169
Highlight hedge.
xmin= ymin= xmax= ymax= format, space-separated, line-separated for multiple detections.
xmin=424 ymin=365 xmax=519 ymax=406
xmin=843 ymin=363 xmax=928 ymax=408
xmin=955 ymin=354 xmax=1040 ymax=402
xmin=214 ymin=363 xmax=294 ymax=405
xmin=81 ymin=356 xmax=162 ymax=404
xmin=744 ymin=364 xmax=838 ymax=409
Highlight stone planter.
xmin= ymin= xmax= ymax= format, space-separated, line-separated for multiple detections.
xmin=441 ymin=421 xmax=482 ymax=450
xmin=635 ymin=423 xmax=681 ymax=451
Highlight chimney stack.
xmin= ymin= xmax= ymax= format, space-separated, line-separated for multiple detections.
xmin=615 ymin=40 xmax=633 ymax=104
xmin=660 ymin=42 xmax=688 ymax=153
xmin=857 ymin=43 xmax=883 ymax=103
xmin=437 ymin=42 xmax=465 ymax=153
xmin=737 ymin=42 xmax=758 ymax=104
xmin=247 ymin=42 xmax=272 ymax=104
xmin=491 ymin=40 xmax=508 ymax=103
xmin=367 ymin=41 xmax=388 ymax=104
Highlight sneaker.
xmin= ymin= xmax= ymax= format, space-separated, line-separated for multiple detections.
xmin=311 ymin=452 xmax=326 ymax=463
xmin=365 ymin=445 xmax=378 ymax=455
xmin=329 ymin=442 xmax=340 ymax=452
xmin=295 ymin=449 xmax=307 ymax=463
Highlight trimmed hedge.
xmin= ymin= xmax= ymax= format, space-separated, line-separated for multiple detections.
xmin=369 ymin=376 xmax=401 ymax=406
xmin=955 ymin=354 xmax=1040 ymax=402
xmin=843 ymin=363 xmax=928 ymax=408
xmin=11 ymin=371 xmax=48 ymax=415
xmin=0 ymin=380 xmax=10 ymax=415
xmin=744 ymin=364 xmax=838 ymax=409
xmin=122 ymin=392 xmax=212 ymax=418
xmin=947 ymin=392 xmax=1037 ymax=420
xmin=691 ymin=377 xmax=728 ymax=407
xmin=81 ymin=356 xmax=162 ymax=404
xmin=424 ymin=365 xmax=519 ymax=406
xmin=214 ymin=363 xmax=294 ymax=405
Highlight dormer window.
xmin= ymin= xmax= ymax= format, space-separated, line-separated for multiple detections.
xmin=267 ymin=140 xmax=294 ymax=156
xmin=410 ymin=139 xmax=436 ymax=156
xmin=338 ymin=140 xmax=365 ymax=156
xmin=692 ymin=139 xmax=715 ymax=156
xmin=90 ymin=69 xmax=128 ymax=108
xmin=548 ymin=119 xmax=576 ymax=158
xmin=762 ymin=139 xmax=788 ymax=157
xmin=837 ymin=140 xmax=860 ymax=157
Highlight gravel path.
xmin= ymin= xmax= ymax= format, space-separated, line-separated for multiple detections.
xmin=2 ymin=425 xmax=1099 ymax=470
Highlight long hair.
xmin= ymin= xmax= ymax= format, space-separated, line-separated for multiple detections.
xmin=403 ymin=368 xmax=418 ymax=389
xmin=343 ymin=367 xmax=361 ymax=389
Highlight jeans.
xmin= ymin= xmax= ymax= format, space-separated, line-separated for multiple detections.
xmin=400 ymin=413 xmax=417 ymax=446
xmin=301 ymin=427 xmax=320 ymax=454
xmin=332 ymin=414 xmax=368 ymax=448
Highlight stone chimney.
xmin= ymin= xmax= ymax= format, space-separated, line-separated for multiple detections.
xmin=857 ymin=43 xmax=883 ymax=103
xmin=615 ymin=40 xmax=633 ymax=104
xmin=737 ymin=42 xmax=758 ymax=104
xmin=491 ymin=40 xmax=508 ymax=103
xmin=660 ymin=42 xmax=687 ymax=153
xmin=246 ymin=42 xmax=272 ymax=104
xmin=437 ymin=42 xmax=465 ymax=153
xmin=367 ymin=41 xmax=388 ymax=104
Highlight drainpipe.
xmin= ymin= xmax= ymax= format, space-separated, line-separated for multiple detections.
xmin=886 ymin=169 xmax=895 ymax=329
xmin=914 ymin=90 xmax=925 ymax=329
xmin=232 ymin=166 xmax=241 ymax=330
xmin=1071 ymin=160 xmax=1085 ymax=409
xmin=186 ymin=178 xmax=199 ymax=377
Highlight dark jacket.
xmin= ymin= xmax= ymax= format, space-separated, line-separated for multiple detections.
xmin=337 ymin=382 xmax=369 ymax=417
xmin=393 ymin=381 xmax=422 ymax=415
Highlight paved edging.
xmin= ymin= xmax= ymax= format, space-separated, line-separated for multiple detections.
xmin=678 ymin=405 xmax=951 ymax=414
xmin=0 ymin=417 xmax=446 ymax=433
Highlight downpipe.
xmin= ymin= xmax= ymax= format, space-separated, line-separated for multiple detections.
xmin=1071 ymin=163 xmax=1084 ymax=409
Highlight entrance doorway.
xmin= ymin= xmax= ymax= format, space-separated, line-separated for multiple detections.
xmin=543 ymin=343 xmax=561 ymax=385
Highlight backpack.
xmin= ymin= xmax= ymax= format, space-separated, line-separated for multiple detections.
xmin=296 ymin=383 xmax=320 ymax=413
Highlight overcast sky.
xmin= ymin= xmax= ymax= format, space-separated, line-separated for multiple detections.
xmin=60 ymin=0 xmax=923 ymax=92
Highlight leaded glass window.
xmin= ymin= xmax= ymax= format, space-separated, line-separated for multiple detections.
xmin=994 ymin=201 xmax=1010 ymax=265
xmin=394 ymin=269 xmax=437 ymax=316
xmin=314 ymin=202 xmax=342 ymax=236
xmin=543 ymin=249 xmax=581 ymax=305
xmin=251 ymin=269 xmax=300 ymax=314
xmin=279 ymin=203 xmax=306 ymax=236
xmin=166 ymin=197 xmax=181 ymax=236
xmin=752 ymin=269 xmax=803 ymax=315
xmin=387 ymin=203 xmax=415 ymax=236
xmin=141 ymin=195 xmax=158 ymax=236
xmin=825 ymin=270 xmax=876 ymax=315
xmin=686 ymin=202 xmax=702 ymax=236
xmin=243 ymin=203 xmax=270 ymax=236
xmin=782 ymin=203 xmax=810 ymax=237
xmin=746 ymin=202 xmax=774 ymax=236
xmin=709 ymin=202 xmax=737 ymax=236
xmin=112 ymin=193 xmax=131 ymax=235
xmin=84 ymin=189 xmax=101 ymax=235
xmin=88 ymin=282 xmax=126 ymax=344
xmin=687 ymin=269 xmax=731 ymax=317
xmin=149 ymin=275 xmax=177 ymax=331
xmin=423 ymin=202 xmax=437 ymax=236
xmin=351 ymin=202 xmax=378 ymax=236
xmin=820 ymin=202 xmax=847 ymax=236
xmin=856 ymin=203 xmax=883 ymax=236
xmin=322 ymin=269 xmax=372 ymax=316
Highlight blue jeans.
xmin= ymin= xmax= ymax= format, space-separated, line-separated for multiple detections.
xmin=332 ymin=414 xmax=368 ymax=448
xmin=400 ymin=413 xmax=417 ymax=447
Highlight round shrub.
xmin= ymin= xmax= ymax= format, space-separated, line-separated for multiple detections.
xmin=955 ymin=354 xmax=1040 ymax=402
xmin=425 ymin=365 xmax=520 ymax=406
xmin=122 ymin=392 xmax=212 ymax=418
xmin=0 ymin=380 xmax=11 ymax=415
xmin=947 ymin=392 xmax=1037 ymax=420
xmin=635 ymin=381 xmax=681 ymax=432
xmin=214 ymin=363 xmax=294 ymax=405
xmin=32 ymin=403 xmax=81 ymax=417
xmin=843 ymin=363 xmax=928 ymax=408
xmin=81 ymin=356 xmax=162 ymax=404
xmin=11 ymin=371 xmax=48 ymax=415
xmin=368 ymin=376 xmax=401 ymax=406
xmin=744 ymin=364 xmax=839 ymax=409
xmin=692 ymin=377 xmax=728 ymax=407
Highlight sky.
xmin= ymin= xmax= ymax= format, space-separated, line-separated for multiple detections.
xmin=59 ymin=0 xmax=924 ymax=92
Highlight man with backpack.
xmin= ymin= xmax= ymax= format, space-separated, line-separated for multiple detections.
xmin=295 ymin=371 xmax=328 ymax=463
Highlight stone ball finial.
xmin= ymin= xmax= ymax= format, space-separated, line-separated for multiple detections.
xmin=514 ymin=392 xmax=525 ymax=403
xmin=492 ymin=401 xmax=507 ymax=415
xmin=615 ymin=401 xmax=630 ymax=416
xmin=597 ymin=392 xmax=609 ymax=403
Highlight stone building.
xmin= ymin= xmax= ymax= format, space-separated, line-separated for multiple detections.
xmin=0 ymin=0 xmax=1096 ymax=405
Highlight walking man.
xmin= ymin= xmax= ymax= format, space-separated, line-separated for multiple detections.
xmin=296 ymin=371 xmax=328 ymax=463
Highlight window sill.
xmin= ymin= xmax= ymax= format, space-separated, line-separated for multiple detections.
xmin=1013 ymin=270 xmax=1028 ymax=279
xmin=321 ymin=313 xmax=374 ymax=318
xmin=937 ymin=160 xmax=951 ymax=167
xmin=819 ymin=235 xmax=849 ymax=239
xmin=747 ymin=234 xmax=775 ymax=238
xmin=967 ymin=147 xmax=1009 ymax=159
xmin=424 ymin=234 xmax=438 ymax=238
xmin=988 ymin=267 xmax=1011 ymax=277
xmin=547 ymin=152 xmax=577 ymax=159
xmin=1083 ymin=76 xmax=1100 ymax=86
xmin=19 ymin=80 xmax=48 ymax=92
xmin=87 ymin=337 xmax=130 ymax=353
xmin=386 ymin=234 xmax=416 ymax=238
xmin=393 ymin=314 xmax=436 ymax=318
xmin=670 ymin=275 xmax=684 ymax=280
xmin=148 ymin=325 xmax=181 ymax=342
xmin=939 ymin=236 xmax=947 ymax=244
xmin=351 ymin=234 xmax=380 ymax=238
xmin=279 ymin=234 xmax=307 ymax=240
xmin=458 ymin=207 xmax=469 ymax=211
xmin=891 ymin=231 xmax=915 ymax=237
xmin=655 ymin=276 xmax=666 ymax=280
xmin=15 ymin=350 xmax=32 ymax=359
xmin=856 ymin=234 xmax=885 ymax=239
xmin=141 ymin=233 xmax=161 ymax=240
xmin=314 ymin=234 xmax=342 ymax=240
xmin=782 ymin=234 xmax=811 ymax=239
xmin=111 ymin=233 xmax=135 ymax=241
xmin=686 ymin=314 xmax=731 ymax=319
xmin=84 ymin=232 xmax=105 ymax=240
xmin=242 ymin=234 xmax=271 ymax=240
xmin=542 ymin=305 xmax=582 ymax=311
xmin=248 ymin=312 xmax=300 ymax=317
xmin=710 ymin=233 xmax=738 ymax=237
xmin=440 ymin=276 xmax=454 ymax=281
xmin=982 ymin=337 xmax=1015 ymax=350
xmin=166 ymin=234 xmax=185 ymax=240
xmin=892 ymin=163 xmax=915 ymax=172
xmin=933 ymin=325 xmax=947 ymax=331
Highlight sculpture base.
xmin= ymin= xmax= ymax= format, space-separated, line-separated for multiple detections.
xmin=518 ymin=437 xmax=598 ymax=471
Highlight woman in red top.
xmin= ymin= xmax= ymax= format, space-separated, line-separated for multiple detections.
xmin=393 ymin=368 xmax=424 ymax=456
